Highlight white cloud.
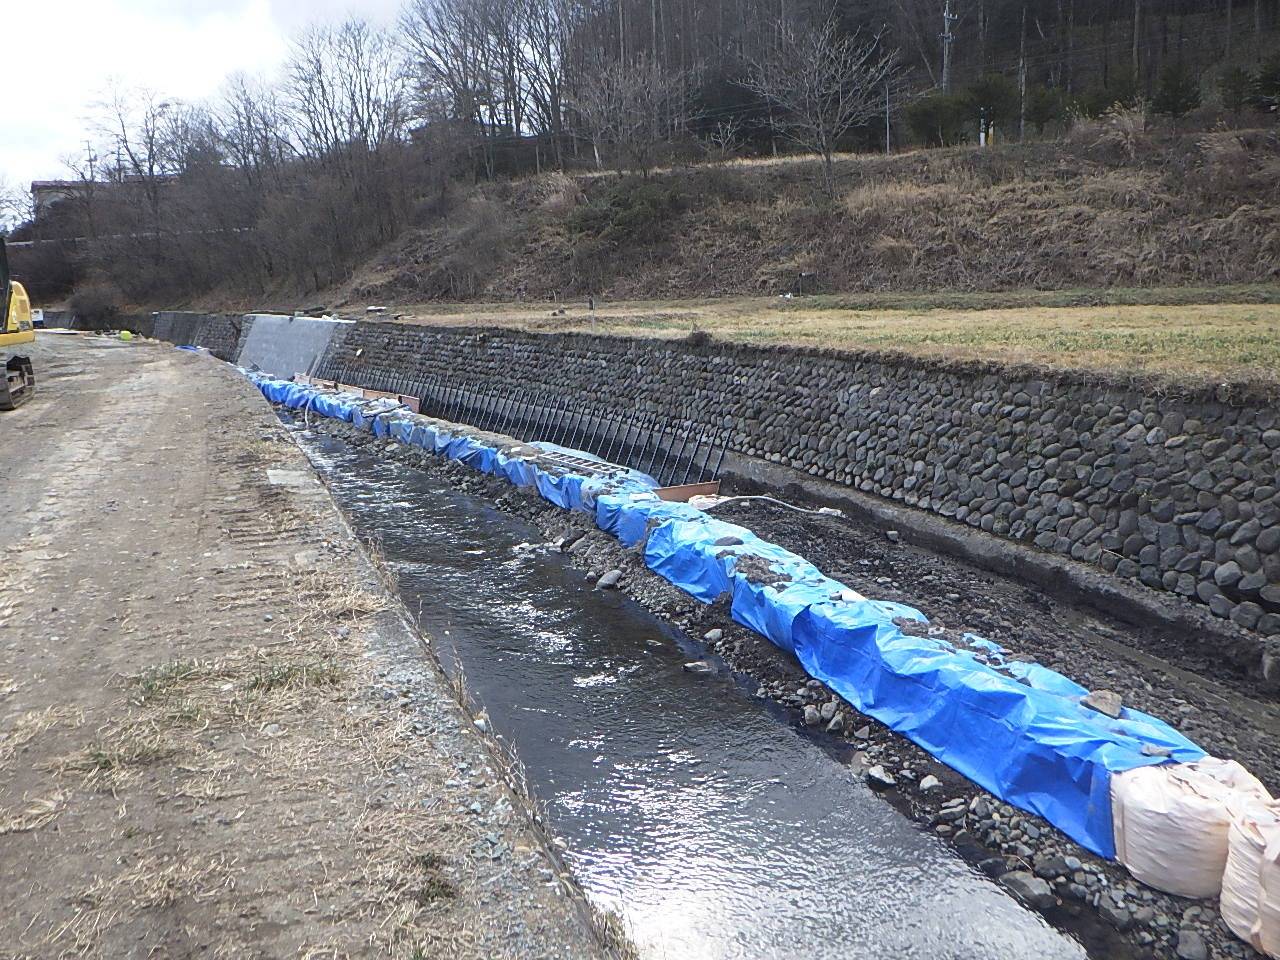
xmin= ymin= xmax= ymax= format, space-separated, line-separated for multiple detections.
xmin=0 ymin=0 xmax=401 ymax=191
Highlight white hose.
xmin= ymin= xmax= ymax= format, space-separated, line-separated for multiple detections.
xmin=699 ymin=494 xmax=844 ymax=519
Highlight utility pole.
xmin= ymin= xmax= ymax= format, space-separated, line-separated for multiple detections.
xmin=885 ymin=79 xmax=892 ymax=154
xmin=941 ymin=0 xmax=959 ymax=94
xmin=1018 ymin=4 xmax=1027 ymax=141
xmin=1132 ymin=0 xmax=1141 ymax=89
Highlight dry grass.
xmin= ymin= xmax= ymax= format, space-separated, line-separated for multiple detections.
xmin=389 ymin=294 xmax=1280 ymax=385
xmin=31 ymin=560 xmax=508 ymax=958
xmin=0 ymin=792 xmax=67 ymax=835
xmin=0 ymin=706 xmax=83 ymax=768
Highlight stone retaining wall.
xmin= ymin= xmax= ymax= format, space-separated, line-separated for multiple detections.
xmin=65 ymin=310 xmax=246 ymax=363
xmin=307 ymin=322 xmax=1280 ymax=644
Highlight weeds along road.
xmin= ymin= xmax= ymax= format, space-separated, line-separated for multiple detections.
xmin=0 ymin=335 xmax=603 ymax=959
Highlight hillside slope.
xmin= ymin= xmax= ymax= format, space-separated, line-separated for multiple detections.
xmin=344 ymin=129 xmax=1279 ymax=304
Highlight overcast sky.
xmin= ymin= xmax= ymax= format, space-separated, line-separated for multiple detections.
xmin=3 ymin=0 xmax=402 ymax=195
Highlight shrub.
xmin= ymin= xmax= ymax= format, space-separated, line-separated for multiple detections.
xmin=1250 ymin=56 xmax=1280 ymax=114
xmin=1152 ymin=63 xmax=1202 ymax=121
xmin=69 ymin=282 xmax=123 ymax=328
xmin=1074 ymin=75 xmax=1139 ymax=118
xmin=568 ymin=178 xmax=690 ymax=246
xmin=1093 ymin=102 xmax=1151 ymax=160
xmin=1026 ymin=85 xmax=1067 ymax=134
xmin=1220 ymin=66 xmax=1253 ymax=114
xmin=964 ymin=74 xmax=1020 ymax=135
xmin=905 ymin=93 xmax=970 ymax=147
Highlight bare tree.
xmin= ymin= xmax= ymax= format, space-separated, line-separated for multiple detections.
xmin=567 ymin=55 xmax=691 ymax=172
xmin=285 ymin=18 xmax=408 ymax=176
xmin=742 ymin=19 xmax=898 ymax=197
xmin=0 ymin=176 xmax=33 ymax=232
xmin=402 ymin=0 xmax=505 ymax=177
xmin=217 ymin=73 xmax=295 ymax=191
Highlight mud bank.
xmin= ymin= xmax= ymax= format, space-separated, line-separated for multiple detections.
xmin=305 ymin=415 xmax=1268 ymax=960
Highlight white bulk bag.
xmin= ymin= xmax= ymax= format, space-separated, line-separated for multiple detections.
xmin=1111 ymin=757 xmax=1271 ymax=898
xmin=1221 ymin=799 xmax=1280 ymax=957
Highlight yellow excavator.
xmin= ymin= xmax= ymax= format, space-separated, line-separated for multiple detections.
xmin=0 ymin=236 xmax=36 ymax=409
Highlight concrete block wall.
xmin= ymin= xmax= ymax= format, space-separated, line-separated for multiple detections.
xmin=306 ymin=322 xmax=1280 ymax=643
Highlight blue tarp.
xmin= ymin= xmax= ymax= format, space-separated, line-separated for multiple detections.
xmin=248 ymin=372 xmax=1207 ymax=858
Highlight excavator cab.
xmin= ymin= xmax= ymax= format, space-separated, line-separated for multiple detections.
xmin=0 ymin=236 xmax=36 ymax=409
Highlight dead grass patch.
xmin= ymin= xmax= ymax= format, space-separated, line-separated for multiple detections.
xmin=0 ymin=706 xmax=84 ymax=768
xmin=289 ymin=571 xmax=390 ymax=626
xmin=246 ymin=658 xmax=345 ymax=692
xmin=108 ymin=851 xmax=236 ymax=909
xmin=394 ymin=295 xmax=1280 ymax=385
xmin=0 ymin=792 xmax=68 ymax=835
xmin=60 ymin=723 xmax=183 ymax=789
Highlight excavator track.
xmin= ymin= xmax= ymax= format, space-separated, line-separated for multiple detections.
xmin=0 ymin=353 xmax=35 ymax=409
xmin=0 ymin=237 xmax=36 ymax=409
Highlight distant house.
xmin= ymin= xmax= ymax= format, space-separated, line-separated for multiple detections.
xmin=30 ymin=180 xmax=86 ymax=220
xmin=30 ymin=175 xmax=179 ymax=222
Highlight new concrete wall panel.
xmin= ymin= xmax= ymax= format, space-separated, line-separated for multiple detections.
xmin=237 ymin=314 xmax=352 ymax=380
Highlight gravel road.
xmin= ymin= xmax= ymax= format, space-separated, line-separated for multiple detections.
xmin=0 ymin=335 xmax=606 ymax=959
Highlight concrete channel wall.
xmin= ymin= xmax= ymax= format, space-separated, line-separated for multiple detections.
xmin=107 ymin=312 xmax=1280 ymax=650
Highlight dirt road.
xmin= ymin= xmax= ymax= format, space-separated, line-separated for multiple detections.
xmin=0 ymin=335 xmax=604 ymax=959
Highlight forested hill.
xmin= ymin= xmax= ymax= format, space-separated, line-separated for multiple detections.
xmin=573 ymin=0 xmax=1277 ymax=101
xmin=9 ymin=0 xmax=1278 ymax=310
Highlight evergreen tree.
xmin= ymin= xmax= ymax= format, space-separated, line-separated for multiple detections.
xmin=1152 ymin=63 xmax=1203 ymax=120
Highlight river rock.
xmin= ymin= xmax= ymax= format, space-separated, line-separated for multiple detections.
xmin=918 ymin=774 xmax=941 ymax=792
xmin=865 ymin=764 xmax=896 ymax=788
xmin=1175 ymin=929 xmax=1208 ymax=960
xmin=1081 ymin=689 xmax=1123 ymax=718
xmin=803 ymin=704 xmax=820 ymax=726
xmin=1034 ymin=855 xmax=1071 ymax=880
xmin=595 ymin=569 xmax=622 ymax=590
xmin=1000 ymin=872 xmax=1055 ymax=910
xmin=1099 ymin=899 xmax=1131 ymax=930
xmin=704 ymin=628 xmax=724 ymax=642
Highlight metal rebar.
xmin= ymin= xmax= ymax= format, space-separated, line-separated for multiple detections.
xmin=680 ymin=434 xmax=703 ymax=485
xmin=602 ymin=415 xmax=623 ymax=463
xmin=563 ymin=404 xmax=581 ymax=450
xmin=642 ymin=419 xmax=665 ymax=478
xmin=555 ymin=397 xmax=573 ymax=446
xmin=655 ymin=423 xmax=677 ymax=486
xmin=570 ymin=405 xmax=589 ymax=451
xmin=631 ymin=416 xmax=652 ymax=476
xmin=609 ymin=414 xmax=629 ymax=463
xmin=709 ymin=430 xmax=730 ymax=479
xmin=696 ymin=429 xmax=717 ymax=481
xmin=669 ymin=427 xmax=693 ymax=485
xmin=541 ymin=397 xmax=558 ymax=443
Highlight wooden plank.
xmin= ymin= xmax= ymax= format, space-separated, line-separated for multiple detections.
xmin=654 ymin=481 xmax=721 ymax=502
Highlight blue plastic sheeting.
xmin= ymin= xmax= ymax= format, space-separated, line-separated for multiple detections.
xmin=247 ymin=372 xmax=1207 ymax=858
xmin=790 ymin=603 xmax=1203 ymax=857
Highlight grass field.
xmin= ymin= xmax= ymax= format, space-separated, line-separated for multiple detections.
xmin=391 ymin=285 xmax=1280 ymax=385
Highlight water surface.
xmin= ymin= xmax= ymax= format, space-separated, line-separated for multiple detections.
xmin=299 ymin=430 xmax=1087 ymax=960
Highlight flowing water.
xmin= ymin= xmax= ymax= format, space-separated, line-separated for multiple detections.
xmin=298 ymin=429 xmax=1090 ymax=960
